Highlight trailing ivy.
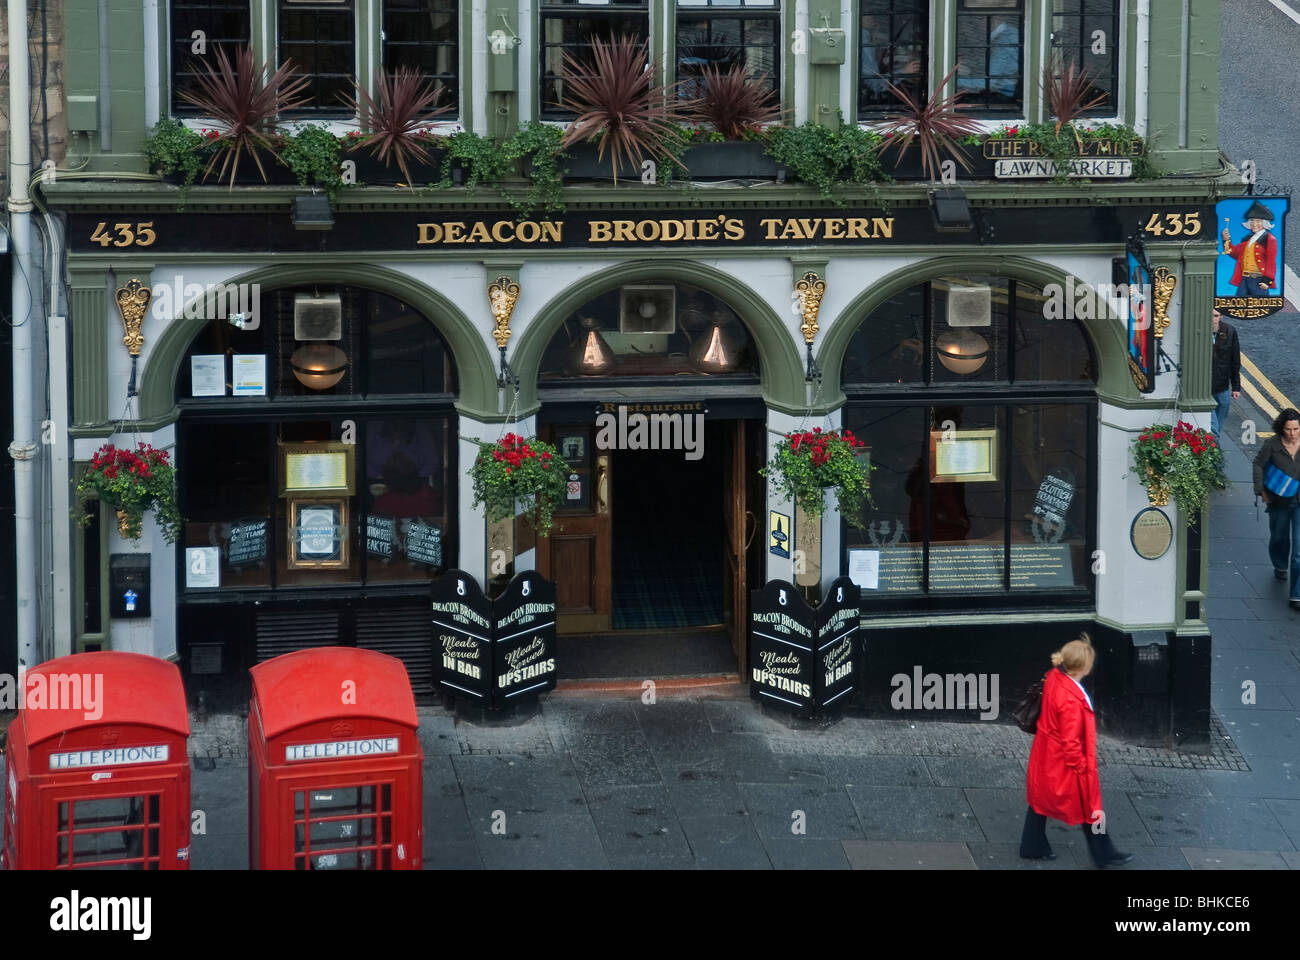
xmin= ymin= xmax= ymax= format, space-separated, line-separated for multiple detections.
xmin=502 ymin=121 xmax=568 ymax=218
xmin=280 ymin=125 xmax=345 ymax=200
xmin=440 ymin=131 xmax=511 ymax=191
xmin=763 ymin=120 xmax=885 ymax=204
xmin=142 ymin=118 xmax=210 ymax=209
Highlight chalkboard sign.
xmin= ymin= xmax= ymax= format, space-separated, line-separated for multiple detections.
xmin=227 ymin=518 xmax=268 ymax=567
xmin=431 ymin=569 xmax=493 ymax=703
xmin=366 ymin=515 xmax=396 ymax=559
xmin=1032 ymin=469 xmax=1076 ymax=529
xmin=493 ymin=571 xmax=558 ymax=702
xmin=748 ymin=580 xmax=816 ymax=717
xmin=406 ymin=520 xmax=443 ymax=568
xmin=815 ymin=577 xmax=860 ymax=712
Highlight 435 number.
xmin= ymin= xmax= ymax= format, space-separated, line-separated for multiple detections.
xmin=89 ymin=221 xmax=157 ymax=247
xmin=1144 ymin=212 xmax=1201 ymax=237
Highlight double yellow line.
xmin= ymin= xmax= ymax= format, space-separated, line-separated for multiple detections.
xmin=1239 ymin=353 xmax=1295 ymax=437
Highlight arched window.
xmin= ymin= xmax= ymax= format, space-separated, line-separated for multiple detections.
xmin=840 ymin=276 xmax=1097 ymax=611
xmin=175 ymin=285 xmax=458 ymax=592
xmin=539 ymin=281 xmax=759 ymax=382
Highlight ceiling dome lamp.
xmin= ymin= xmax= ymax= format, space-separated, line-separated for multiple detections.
xmin=565 ymin=316 xmax=616 ymax=376
xmin=290 ymin=343 xmax=349 ymax=390
xmin=689 ymin=315 xmax=739 ymax=373
xmin=935 ymin=328 xmax=989 ymax=375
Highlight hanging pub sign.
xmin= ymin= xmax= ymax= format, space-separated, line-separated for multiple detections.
xmin=1123 ymin=236 xmax=1156 ymax=393
xmin=1215 ymin=196 xmax=1290 ymax=319
xmin=431 ymin=570 xmax=494 ymax=704
xmin=814 ymin=577 xmax=860 ymax=714
xmin=748 ymin=580 xmax=817 ymax=717
xmin=493 ymin=571 xmax=558 ymax=703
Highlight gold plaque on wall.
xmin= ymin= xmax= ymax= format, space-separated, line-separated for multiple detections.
xmin=279 ymin=442 xmax=355 ymax=496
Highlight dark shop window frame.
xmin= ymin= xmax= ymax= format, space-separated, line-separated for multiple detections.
xmin=856 ymin=0 xmax=929 ymax=120
xmin=168 ymin=0 xmax=254 ymax=116
xmin=538 ymin=0 xmax=652 ymax=121
xmin=675 ymin=0 xmax=783 ymax=104
xmin=1049 ymin=0 xmax=1121 ymax=119
xmin=174 ymin=403 xmax=460 ymax=601
xmin=953 ymin=0 xmax=1026 ymax=116
xmin=382 ymin=0 xmax=462 ymax=117
xmin=277 ymin=0 xmax=359 ymax=117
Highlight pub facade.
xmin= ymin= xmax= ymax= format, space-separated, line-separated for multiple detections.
xmin=31 ymin=0 xmax=1231 ymax=745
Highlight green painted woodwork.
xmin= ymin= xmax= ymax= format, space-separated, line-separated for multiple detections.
xmin=807 ymin=0 xmax=843 ymax=129
xmin=136 ymin=262 xmax=500 ymax=421
xmin=508 ymin=259 xmax=807 ymax=415
xmin=70 ymin=271 xmax=110 ymax=427
xmin=1174 ymin=251 xmax=1217 ymax=408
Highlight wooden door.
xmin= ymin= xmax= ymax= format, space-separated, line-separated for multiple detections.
xmin=537 ymin=423 xmax=612 ymax=634
xmin=722 ymin=420 xmax=757 ymax=672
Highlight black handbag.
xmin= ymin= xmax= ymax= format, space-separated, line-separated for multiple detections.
xmin=1013 ymin=675 xmax=1046 ymax=734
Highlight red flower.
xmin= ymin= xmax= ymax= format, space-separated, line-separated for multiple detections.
xmin=1006 ymin=126 xmax=1020 ymax=137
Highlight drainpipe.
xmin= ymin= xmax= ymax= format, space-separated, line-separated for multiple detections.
xmin=1135 ymin=0 xmax=1150 ymax=137
xmin=9 ymin=0 xmax=39 ymax=679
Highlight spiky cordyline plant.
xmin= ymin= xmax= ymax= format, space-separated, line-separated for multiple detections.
xmin=876 ymin=65 xmax=984 ymax=181
xmin=558 ymin=34 xmax=684 ymax=184
xmin=1042 ymin=57 xmax=1109 ymax=145
xmin=177 ymin=45 xmax=310 ymax=188
xmin=344 ymin=67 xmax=453 ymax=187
xmin=681 ymin=64 xmax=783 ymax=140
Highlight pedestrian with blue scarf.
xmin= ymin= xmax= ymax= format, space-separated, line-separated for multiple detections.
xmin=1254 ymin=408 xmax=1300 ymax=609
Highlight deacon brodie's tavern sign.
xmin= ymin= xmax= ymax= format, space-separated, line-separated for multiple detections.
xmin=68 ymin=202 xmax=1214 ymax=254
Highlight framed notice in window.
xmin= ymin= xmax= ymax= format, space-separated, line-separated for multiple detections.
xmin=288 ymin=499 xmax=349 ymax=569
xmin=930 ymin=429 xmax=998 ymax=483
xmin=279 ymin=442 xmax=355 ymax=496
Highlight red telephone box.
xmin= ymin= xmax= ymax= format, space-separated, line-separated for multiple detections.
xmin=2 ymin=651 xmax=192 ymax=870
xmin=248 ymin=647 xmax=423 ymax=870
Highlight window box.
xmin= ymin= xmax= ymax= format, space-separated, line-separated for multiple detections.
xmin=877 ymin=144 xmax=998 ymax=181
xmin=679 ymin=141 xmax=786 ymax=181
xmin=561 ymin=141 xmax=647 ymax=183
xmin=346 ymin=149 xmax=452 ymax=188
xmin=159 ymin=156 xmax=300 ymax=188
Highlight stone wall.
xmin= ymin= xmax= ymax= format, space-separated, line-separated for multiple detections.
xmin=0 ymin=0 xmax=69 ymax=182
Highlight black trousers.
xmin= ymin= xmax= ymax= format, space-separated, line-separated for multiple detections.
xmin=1020 ymin=806 xmax=1121 ymax=866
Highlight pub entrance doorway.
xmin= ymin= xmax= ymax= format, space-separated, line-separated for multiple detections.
xmin=537 ymin=415 xmax=765 ymax=676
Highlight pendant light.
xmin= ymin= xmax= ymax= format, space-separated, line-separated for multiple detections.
xmin=689 ymin=313 xmax=738 ymax=373
xmin=565 ymin=316 xmax=616 ymax=376
xmin=290 ymin=343 xmax=349 ymax=390
xmin=936 ymin=327 xmax=989 ymax=375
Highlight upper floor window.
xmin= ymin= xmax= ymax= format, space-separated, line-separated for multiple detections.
xmin=383 ymin=0 xmax=460 ymax=113
xmin=170 ymin=0 xmax=252 ymax=115
xmin=279 ymin=0 xmax=356 ymax=115
xmin=540 ymin=0 xmax=650 ymax=120
xmin=1050 ymin=0 xmax=1120 ymax=117
xmin=954 ymin=0 xmax=1024 ymax=114
xmin=857 ymin=0 xmax=927 ymax=117
xmin=676 ymin=0 xmax=781 ymax=102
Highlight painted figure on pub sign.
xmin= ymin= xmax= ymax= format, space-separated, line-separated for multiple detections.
xmin=1216 ymin=196 xmax=1289 ymax=319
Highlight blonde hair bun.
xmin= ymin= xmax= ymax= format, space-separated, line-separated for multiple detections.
xmin=1050 ymin=632 xmax=1094 ymax=672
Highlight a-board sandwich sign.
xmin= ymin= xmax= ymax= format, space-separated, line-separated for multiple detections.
xmin=431 ymin=569 xmax=493 ymax=704
xmin=748 ymin=580 xmax=816 ymax=717
xmin=493 ymin=571 xmax=558 ymax=703
xmin=815 ymin=577 xmax=861 ymax=713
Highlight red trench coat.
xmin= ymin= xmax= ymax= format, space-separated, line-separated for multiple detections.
xmin=1026 ymin=667 xmax=1103 ymax=827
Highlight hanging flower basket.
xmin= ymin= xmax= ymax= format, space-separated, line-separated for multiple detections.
xmin=469 ymin=433 xmax=568 ymax=537
xmin=76 ymin=443 xmax=183 ymax=543
xmin=1131 ymin=421 xmax=1227 ymax=521
xmin=761 ymin=427 xmax=873 ymax=529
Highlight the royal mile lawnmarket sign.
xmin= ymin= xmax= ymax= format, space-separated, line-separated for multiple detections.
xmin=984 ymin=137 xmax=1142 ymax=179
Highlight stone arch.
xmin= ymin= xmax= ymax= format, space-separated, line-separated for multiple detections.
xmin=510 ymin=260 xmax=807 ymax=414
xmin=816 ymin=255 xmax=1137 ymax=407
xmin=138 ymin=263 xmax=499 ymax=420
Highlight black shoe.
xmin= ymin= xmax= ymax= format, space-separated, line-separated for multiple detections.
xmin=1290 ymin=600 xmax=1300 ymax=611
xmin=1276 ymin=569 xmax=1288 ymax=581
xmin=1100 ymin=852 xmax=1134 ymax=867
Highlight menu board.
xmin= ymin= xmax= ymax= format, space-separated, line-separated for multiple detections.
xmin=431 ymin=570 xmax=494 ymax=703
xmin=406 ymin=520 xmax=443 ymax=568
xmin=748 ymin=580 xmax=816 ymax=717
xmin=493 ymin=572 xmax=558 ymax=702
xmin=366 ymin=515 xmax=396 ymax=559
xmin=227 ymin=518 xmax=268 ymax=567
xmin=1032 ymin=470 xmax=1077 ymax=528
xmin=815 ymin=577 xmax=860 ymax=712
xmin=865 ymin=543 xmax=1076 ymax=592
xmin=285 ymin=452 xmax=348 ymax=492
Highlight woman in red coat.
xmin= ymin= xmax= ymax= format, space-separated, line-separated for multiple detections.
xmin=1020 ymin=634 xmax=1133 ymax=867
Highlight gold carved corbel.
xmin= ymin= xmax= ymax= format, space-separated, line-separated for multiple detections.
xmin=488 ymin=275 xmax=521 ymax=349
xmin=114 ymin=278 xmax=152 ymax=357
xmin=1151 ymin=266 xmax=1177 ymax=339
xmin=795 ymin=271 xmax=826 ymax=345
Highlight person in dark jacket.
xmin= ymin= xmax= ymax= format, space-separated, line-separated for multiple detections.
xmin=1210 ymin=309 xmax=1241 ymax=437
xmin=1020 ymin=634 xmax=1132 ymax=868
xmin=1254 ymin=408 xmax=1300 ymax=607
